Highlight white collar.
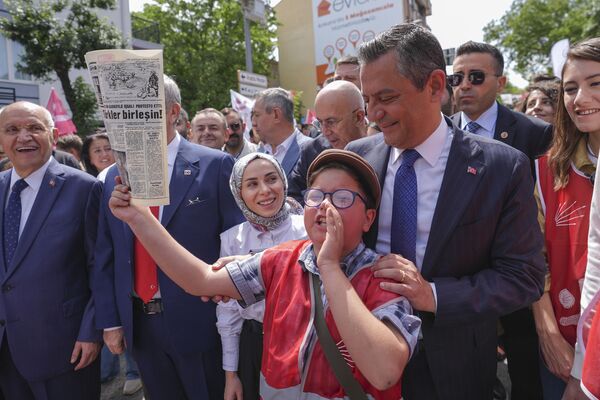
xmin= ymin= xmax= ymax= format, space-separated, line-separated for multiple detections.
xmin=391 ymin=114 xmax=448 ymax=167
xmin=460 ymin=102 xmax=498 ymax=133
xmin=11 ymin=156 xmax=53 ymax=192
xmin=167 ymin=133 xmax=182 ymax=167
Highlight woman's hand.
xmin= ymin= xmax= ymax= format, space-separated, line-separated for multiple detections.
xmin=539 ymin=330 xmax=574 ymax=381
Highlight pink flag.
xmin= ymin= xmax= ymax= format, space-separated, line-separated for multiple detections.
xmin=46 ymin=87 xmax=77 ymax=136
xmin=305 ymin=109 xmax=316 ymax=125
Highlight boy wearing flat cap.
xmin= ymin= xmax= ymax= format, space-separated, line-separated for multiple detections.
xmin=108 ymin=149 xmax=420 ymax=399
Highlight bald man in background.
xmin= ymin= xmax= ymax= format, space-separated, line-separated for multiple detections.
xmin=288 ymin=80 xmax=367 ymax=202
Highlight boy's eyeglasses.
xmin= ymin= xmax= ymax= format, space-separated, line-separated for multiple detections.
xmin=229 ymin=122 xmax=242 ymax=131
xmin=447 ymin=71 xmax=500 ymax=87
xmin=303 ymin=188 xmax=367 ymax=209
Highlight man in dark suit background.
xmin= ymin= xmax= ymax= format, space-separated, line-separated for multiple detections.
xmin=94 ymin=75 xmax=243 ymax=399
xmin=252 ymin=87 xmax=312 ymax=177
xmin=450 ymin=41 xmax=553 ymax=173
xmin=346 ymin=24 xmax=545 ymax=400
xmin=450 ymin=41 xmax=553 ymax=400
xmin=0 ymin=101 xmax=102 ymax=399
xmin=288 ymin=80 xmax=366 ymax=202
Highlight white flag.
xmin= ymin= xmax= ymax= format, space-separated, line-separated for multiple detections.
xmin=230 ymin=90 xmax=255 ymax=141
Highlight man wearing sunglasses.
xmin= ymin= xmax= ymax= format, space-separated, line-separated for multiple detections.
xmin=451 ymin=41 xmax=552 ymax=400
xmin=450 ymin=41 xmax=552 ymax=172
xmin=221 ymin=108 xmax=257 ymax=160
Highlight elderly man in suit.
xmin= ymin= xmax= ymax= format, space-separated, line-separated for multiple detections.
xmin=346 ymin=24 xmax=546 ymax=400
xmin=252 ymin=87 xmax=312 ymax=176
xmin=288 ymin=80 xmax=367 ymax=202
xmin=94 ymin=75 xmax=243 ymax=399
xmin=0 ymin=102 xmax=102 ymax=399
xmin=450 ymin=41 xmax=553 ymax=400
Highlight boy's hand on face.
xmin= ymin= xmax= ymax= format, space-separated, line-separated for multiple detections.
xmin=316 ymin=201 xmax=344 ymax=272
xmin=372 ymin=254 xmax=436 ymax=313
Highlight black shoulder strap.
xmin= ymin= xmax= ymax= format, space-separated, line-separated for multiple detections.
xmin=311 ymin=273 xmax=368 ymax=400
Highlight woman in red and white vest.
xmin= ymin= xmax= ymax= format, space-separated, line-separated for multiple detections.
xmin=532 ymin=37 xmax=600 ymax=400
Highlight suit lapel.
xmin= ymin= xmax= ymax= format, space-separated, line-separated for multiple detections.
xmin=281 ymin=134 xmax=300 ymax=176
xmin=421 ymin=128 xmax=486 ymax=277
xmin=161 ymin=140 xmax=199 ymax=228
xmin=494 ymin=103 xmax=516 ymax=147
xmin=365 ymin=137 xmax=391 ymax=248
xmin=0 ymin=172 xmax=11 ymax=278
xmin=5 ymin=160 xmax=65 ymax=279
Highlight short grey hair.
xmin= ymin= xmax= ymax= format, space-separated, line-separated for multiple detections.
xmin=358 ymin=23 xmax=445 ymax=90
xmin=192 ymin=108 xmax=227 ymax=129
xmin=255 ymin=87 xmax=294 ymax=123
xmin=163 ymin=74 xmax=181 ymax=109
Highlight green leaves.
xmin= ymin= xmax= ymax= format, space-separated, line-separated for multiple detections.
xmin=483 ymin=0 xmax=600 ymax=78
xmin=133 ymin=0 xmax=277 ymax=114
xmin=0 ymin=0 xmax=123 ymax=134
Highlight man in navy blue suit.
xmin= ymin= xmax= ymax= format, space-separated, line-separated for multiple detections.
xmin=253 ymin=87 xmax=312 ymax=177
xmin=346 ymin=24 xmax=546 ymax=400
xmin=0 ymin=102 xmax=102 ymax=399
xmin=93 ymin=76 xmax=243 ymax=399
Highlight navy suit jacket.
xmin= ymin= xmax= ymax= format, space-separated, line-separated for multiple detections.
xmin=346 ymin=118 xmax=545 ymax=399
xmin=452 ymin=103 xmax=553 ymax=173
xmin=0 ymin=159 xmax=102 ymax=381
xmin=259 ymin=130 xmax=313 ymax=178
xmin=93 ymin=139 xmax=243 ymax=355
xmin=288 ymin=135 xmax=331 ymax=203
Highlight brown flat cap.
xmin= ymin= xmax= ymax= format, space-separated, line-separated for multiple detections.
xmin=307 ymin=149 xmax=381 ymax=208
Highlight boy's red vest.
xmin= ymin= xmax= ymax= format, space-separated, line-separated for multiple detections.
xmin=537 ymin=156 xmax=592 ymax=344
xmin=259 ymin=240 xmax=403 ymax=399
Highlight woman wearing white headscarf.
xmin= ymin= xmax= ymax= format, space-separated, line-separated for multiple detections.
xmin=217 ymin=153 xmax=307 ymax=400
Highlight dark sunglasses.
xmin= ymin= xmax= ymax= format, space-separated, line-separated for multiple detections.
xmin=447 ymin=71 xmax=499 ymax=87
xmin=229 ymin=122 xmax=242 ymax=131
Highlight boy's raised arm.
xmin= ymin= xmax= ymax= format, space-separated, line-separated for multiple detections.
xmin=109 ymin=181 xmax=241 ymax=299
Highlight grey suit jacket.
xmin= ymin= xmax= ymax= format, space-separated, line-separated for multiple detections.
xmin=346 ymin=117 xmax=545 ymax=399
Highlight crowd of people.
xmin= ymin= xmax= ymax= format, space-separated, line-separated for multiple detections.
xmin=0 ymin=22 xmax=599 ymax=400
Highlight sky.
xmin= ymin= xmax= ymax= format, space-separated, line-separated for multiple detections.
xmin=129 ymin=0 xmax=528 ymax=87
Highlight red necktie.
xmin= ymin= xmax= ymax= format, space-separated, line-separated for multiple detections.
xmin=134 ymin=206 xmax=159 ymax=303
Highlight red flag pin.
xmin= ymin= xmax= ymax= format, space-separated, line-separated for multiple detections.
xmin=467 ymin=166 xmax=477 ymax=175
xmin=49 ymin=179 xmax=56 ymax=187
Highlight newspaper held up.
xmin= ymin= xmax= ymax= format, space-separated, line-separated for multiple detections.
xmin=85 ymin=49 xmax=169 ymax=207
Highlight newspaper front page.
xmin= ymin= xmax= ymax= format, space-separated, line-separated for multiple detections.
xmin=85 ymin=49 xmax=169 ymax=207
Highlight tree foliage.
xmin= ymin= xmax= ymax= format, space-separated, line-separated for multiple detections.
xmin=0 ymin=0 xmax=123 ymax=132
xmin=132 ymin=0 xmax=277 ymax=114
xmin=483 ymin=0 xmax=600 ymax=78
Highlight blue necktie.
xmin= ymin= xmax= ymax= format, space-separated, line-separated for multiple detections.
xmin=465 ymin=121 xmax=482 ymax=134
xmin=3 ymin=179 xmax=28 ymax=267
xmin=391 ymin=149 xmax=420 ymax=263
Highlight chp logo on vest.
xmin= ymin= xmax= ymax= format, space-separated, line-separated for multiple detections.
xmin=317 ymin=0 xmax=372 ymax=17
xmin=555 ymin=201 xmax=586 ymax=227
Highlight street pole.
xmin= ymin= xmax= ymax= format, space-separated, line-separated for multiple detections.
xmin=243 ymin=15 xmax=253 ymax=73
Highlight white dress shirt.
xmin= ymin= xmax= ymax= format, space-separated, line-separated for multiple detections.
xmin=460 ymin=101 xmax=498 ymax=139
xmin=262 ymin=130 xmax=297 ymax=165
xmin=376 ymin=116 xmax=453 ymax=310
xmin=7 ymin=156 xmax=53 ymax=238
xmin=216 ymin=213 xmax=307 ymax=371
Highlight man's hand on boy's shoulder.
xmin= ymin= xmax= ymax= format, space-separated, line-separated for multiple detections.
xmin=372 ymin=254 xmax=436 ymax=313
